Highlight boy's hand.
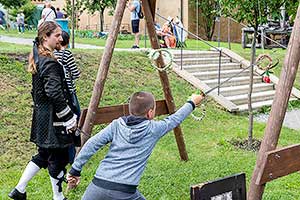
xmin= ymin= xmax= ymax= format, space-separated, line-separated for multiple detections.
xmin=66 ymin=173 xmax=80 ymax=191
xmin=191 ymin=93 xmax=205 ymax=106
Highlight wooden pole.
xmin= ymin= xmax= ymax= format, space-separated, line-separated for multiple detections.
xmin=142 ymin=0 xmax=188 ymax=161
xmin=248 ymin=5 xmax=300 ymax=199
xmin=79 ymin=0 xmax=127 ymax=147
xmin=71 ymin=0 xmax=75 ymax=48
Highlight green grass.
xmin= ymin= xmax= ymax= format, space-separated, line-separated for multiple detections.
xmin=1 ymin=42 xmax=300 ymax=199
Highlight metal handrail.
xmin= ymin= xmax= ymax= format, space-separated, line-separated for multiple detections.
xmin=155 ymin=12 xmax=223 ymax=95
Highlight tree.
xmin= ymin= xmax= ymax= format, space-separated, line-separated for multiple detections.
xmin=63 ymin=0 xmax=85 ymax=29
xmin=84 ymin=0 xmax=117 ymax=32
xmin=0 ymin=0 xmax=27 ymax=9
xmin=221 ymin=0 xmax=293 ymax=149
xmin=190 ymin=0 xmax=218 ymax=41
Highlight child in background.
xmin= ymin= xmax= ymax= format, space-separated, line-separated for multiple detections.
xmin=54 ymin=30 xmax=81 ymax=164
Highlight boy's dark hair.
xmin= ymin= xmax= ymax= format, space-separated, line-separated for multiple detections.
xmin=129 ymin=92 xmax=155 ymax=116
xmin=61 ymin=30 xmax=70 ymax=46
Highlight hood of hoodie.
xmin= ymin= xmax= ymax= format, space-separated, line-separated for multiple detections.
xmin=119 ymin=115 xmax=151 ymax=144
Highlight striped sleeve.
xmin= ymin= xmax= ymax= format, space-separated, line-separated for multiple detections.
xmin=66 ymin=50 xmax=80 ymax=80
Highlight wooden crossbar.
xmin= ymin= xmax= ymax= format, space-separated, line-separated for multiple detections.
xmin=190 ymin=173 xmax=246 ymax=200
xmin=78 ymin=99 xmax=169 ymax=128
xmin=256 ymin=144 xmax=300 ymax=185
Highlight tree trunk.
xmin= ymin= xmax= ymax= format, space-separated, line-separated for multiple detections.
xmin=248 ymin=30 xmax=256 ymax=148
xmin=248 ymin=4 xmax=300 ymax=199
xmin=207 ymin=19 xmax=216 ymax=41
xmin=99 ymin=8 xmax=104 ymax=32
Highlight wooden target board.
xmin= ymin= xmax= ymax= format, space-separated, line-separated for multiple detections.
xmin=190 ymin=173 xmax=246 ymax=200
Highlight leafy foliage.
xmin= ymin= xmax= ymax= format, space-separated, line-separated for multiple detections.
xmin=63 ymin=0 xmax=85 ymax=29
xmin=221 ymin=0 xmax=298 ymax=29
xmin=286 ymin=0 xmax=299 ymax=24
xmin=190 ymin=0 xmax=218 ymax=41
xmin=83 ymin=0 xmax=117 ymax=31
xmin=10 ymin=2 xmax=36 ymax=24
xmin=0 ymin=0 xmax=27 ymax=9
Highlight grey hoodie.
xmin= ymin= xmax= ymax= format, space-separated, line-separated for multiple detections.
xmin=70 ymin=102 xmax=195 ymax=188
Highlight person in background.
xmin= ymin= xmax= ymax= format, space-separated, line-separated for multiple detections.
xmin=0 ymin=10 xmax=5 ymax=30
xmin=41 ymin=0 xmax=56 ymax=21
xmin=161 ymin=22 xmax=176 ymax=48
xmin=66 ymin=91 xmax=204 ymax=200
xmin=54 ymin=30 xmax=81 ymax=164
xmin=17 ymin=13 xmax=25 ymax=34
xmin=127 ymin=0 xmax=141 ymax=49
xmin=38 ymin=0 xmax=56 ymax=27
xmin=56 ymin=7 xmax=64 ymax=19
xmin=8 ymin=21 xmax=77 ymax=200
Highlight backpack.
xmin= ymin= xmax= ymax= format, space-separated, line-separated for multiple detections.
xmin=136 ymin=3 xmax=144 ymax=19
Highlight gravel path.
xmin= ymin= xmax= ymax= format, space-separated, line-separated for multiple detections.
xmin=254 ymin=109 xmax=300 ymax=130
xmin=0 ymin=35 xmax=146 ymax=51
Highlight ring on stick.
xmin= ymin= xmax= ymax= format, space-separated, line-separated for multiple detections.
xmin=148 ymin=49 xmax=173 ymax=72
xmin=255 ymin=54 xmax=273 ymax=71
xmin=190 ymin=92 xmax=207 ymax=121
xmin=191 ymin=103 xmax=206 ymax=121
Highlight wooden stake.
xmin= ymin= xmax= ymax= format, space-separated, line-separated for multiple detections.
xmin=248 ymin=4 xmax=300 ymax=199
xmin=79 ymin=0 xmax=127 ymax=147
xmin=142 ymin=0 xmax=188 ymax=161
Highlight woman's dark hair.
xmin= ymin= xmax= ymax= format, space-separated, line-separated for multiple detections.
xmin=61 ymin=30 xmax=70 ymax=46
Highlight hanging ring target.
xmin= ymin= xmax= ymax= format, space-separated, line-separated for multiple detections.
xmin=148 ymin=49 xmax=173 ymax=72
xmin=256 ymin=54 xmax=278 ymax=71
xmin=191 ymin=102 xmax=206 ymax=121
xmin=189 ymin=92 xmax=207 ymax=122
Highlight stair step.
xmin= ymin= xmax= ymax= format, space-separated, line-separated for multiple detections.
xmin=174 ymin=57 xmax=231 ymax=65
xmin=173 ymin=51 xmax=220 ymax=59
xmin=227 ymin=90 xmax=276 ymax=105
xmin=220 ymin=83 xmax=275 ymax=97
xmin=237 ymin=98 xmax=298 ymax=111
xmin=191 ymin=69 xmax=250 ymax=80
xmin=202 ymin=76 xmax=262 ymax=88
xmin=182 ymin=63 xmax=241 ymax=73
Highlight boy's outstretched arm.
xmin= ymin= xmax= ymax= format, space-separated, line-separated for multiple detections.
xmin=153 ymin=94 xmax=205 ymax=138
xmin=67 ymin=123 xmax=114 ymax=189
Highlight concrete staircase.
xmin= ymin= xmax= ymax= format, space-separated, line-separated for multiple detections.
xmin=171 ymin=49 xmax=300 ymax=112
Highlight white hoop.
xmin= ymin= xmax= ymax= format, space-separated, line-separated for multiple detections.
xmin=148 ymin=49 xmax=173 ymax=72
xmin=191 ymin=103 xmax=206 ymax=121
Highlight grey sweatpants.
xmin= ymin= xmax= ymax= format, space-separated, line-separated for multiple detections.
xmin=82 ymin=182 xmax=146 ymax=200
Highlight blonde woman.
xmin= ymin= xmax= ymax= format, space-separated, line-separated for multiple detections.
xmin=9 ymin=21 xmax=77 ymax=200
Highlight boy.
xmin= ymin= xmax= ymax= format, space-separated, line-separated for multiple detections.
xmin=67 ymin=91 xmax=204 ymax=199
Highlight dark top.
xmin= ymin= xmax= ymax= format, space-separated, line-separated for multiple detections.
xmin=30 ymin=56 xmax=75 ymax=148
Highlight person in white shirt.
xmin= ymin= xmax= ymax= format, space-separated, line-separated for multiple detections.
xmin=39 ymin=0 xmax=56 ymax=27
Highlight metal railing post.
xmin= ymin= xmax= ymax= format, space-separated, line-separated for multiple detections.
xmin=218 ymin=49 xmax=222 ymax=95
